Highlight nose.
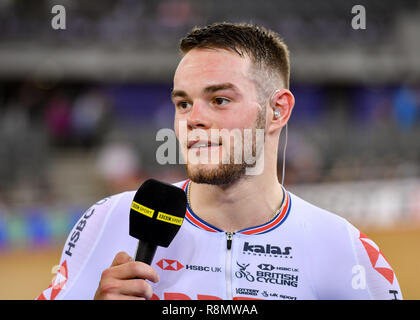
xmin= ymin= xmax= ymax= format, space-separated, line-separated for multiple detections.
xmin=187 ymin=100 xmax=211 ymax=130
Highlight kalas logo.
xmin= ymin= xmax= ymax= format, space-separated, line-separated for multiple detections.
xmin=243 ymin=242 xmax=292 ymax=255
xmin=156 ymin=259 xmax=184 ymax=271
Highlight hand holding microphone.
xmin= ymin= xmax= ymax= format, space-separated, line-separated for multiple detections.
xmin=94 ymin=251 xmax=159 ymax=300
xmin=94 ymin=179 xmax=187 ymax=300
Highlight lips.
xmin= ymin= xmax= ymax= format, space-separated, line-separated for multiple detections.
xmin=187 ymin=140 xmax=221 ymax=149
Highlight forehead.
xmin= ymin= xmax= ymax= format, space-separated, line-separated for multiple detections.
xmin=173 ymin=48 xmax=254 ymax=92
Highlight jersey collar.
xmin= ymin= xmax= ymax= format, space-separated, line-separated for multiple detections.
xmin=181 ymin=179 xmax=291 ymax=235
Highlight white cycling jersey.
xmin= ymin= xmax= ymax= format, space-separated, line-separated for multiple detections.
xmin=37 ymin=179 xmax=402 ymax=300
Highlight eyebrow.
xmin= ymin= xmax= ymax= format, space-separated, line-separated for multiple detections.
xmin=171 ymin=83 xmax=240 ymax=100
xmin=204 ymin=83 xmax=239 ymax=94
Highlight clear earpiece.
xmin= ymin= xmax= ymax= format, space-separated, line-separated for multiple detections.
xmin=273 ymin=109 xmax=281 ymax=119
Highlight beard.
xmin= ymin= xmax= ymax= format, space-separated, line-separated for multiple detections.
xmin=184 ymin=107 xmax=266 ymax=186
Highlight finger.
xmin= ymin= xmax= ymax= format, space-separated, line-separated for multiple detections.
xmin=110 ymin=251 xmax=133 ymax=267
xmin=116 ymin=279 xmax=154 ymax=299
xmin=118 ymin=295 xmax=147 ymax=301
xmin=101 ymin=293 xmax=147 ymax=300
xmin=110 ymin=261 xmax=160 ymax=283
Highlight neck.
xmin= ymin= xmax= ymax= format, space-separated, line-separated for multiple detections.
xmin=188 ymin=166 xmax=284 ymax=232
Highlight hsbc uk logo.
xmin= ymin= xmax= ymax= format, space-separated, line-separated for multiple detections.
xmin=156 ymin=259 xmax=222 ymax=273
xmin=258 ymin=264 xmax=298 ymax=273
xmin=156 ymin=259 xmax=184 ymax=271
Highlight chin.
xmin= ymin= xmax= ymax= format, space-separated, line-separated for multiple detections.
xmin=185 ymin=163 xmax=246 ymax=186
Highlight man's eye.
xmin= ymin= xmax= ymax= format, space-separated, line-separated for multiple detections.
xmin=176 ymin=101 xmax=191 ymax=110
xmin=213 ymin=97 xmax=230 ymax=106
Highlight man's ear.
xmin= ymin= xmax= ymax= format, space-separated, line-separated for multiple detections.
xmin=267 ymin=89 xmax=295 ymax=132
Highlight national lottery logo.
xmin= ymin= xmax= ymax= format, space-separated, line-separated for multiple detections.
xmin=236 ymin=288 xmax=259 ymax=296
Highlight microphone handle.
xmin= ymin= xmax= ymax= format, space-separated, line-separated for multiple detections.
xmin=135 ymin=240 xmax=157 ymax=265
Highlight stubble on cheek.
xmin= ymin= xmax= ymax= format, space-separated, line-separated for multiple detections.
xmin=183 ymin=107 xmax=266 ymax=185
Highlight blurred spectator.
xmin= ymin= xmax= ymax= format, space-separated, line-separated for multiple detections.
xmin=290 ymin=85 xmax=325 ymax=124
xmin=96 ymin=141 xmax=145 ymax=194
xmin=351 ymin=87 xmax=393 ymax=127
xmin=392 ymin=85 xmax=419 ymax=131
xmin=153 ymin=100 xmax=175 ymax=129
xmin=157 ymin=0 xmax=193 ymax=28
xmin=0 ymin=102 xmax=28 ymax=191
xmin=44 ymin=92 xmax=72 ymax=147
xmin=410 ymin=186 xmax=420 ymax=222
xmin=282 ymin=131 xmax=324 ymax=185
xmin=71 ymin=88 xmax=110 ymax=149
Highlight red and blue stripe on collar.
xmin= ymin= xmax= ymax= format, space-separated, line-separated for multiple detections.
xmin=181 ymin=179 xmax=291 ymax=235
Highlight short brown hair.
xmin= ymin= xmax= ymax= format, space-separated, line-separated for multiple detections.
xmin=179 ymin=22 xmax=290 ymax=102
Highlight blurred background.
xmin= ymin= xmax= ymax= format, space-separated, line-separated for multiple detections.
xmin=0 ymin=0 xmax=419 ymax=299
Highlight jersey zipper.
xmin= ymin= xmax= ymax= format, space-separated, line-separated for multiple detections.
xmin=225 ymin=232 xmax=234 ymax=300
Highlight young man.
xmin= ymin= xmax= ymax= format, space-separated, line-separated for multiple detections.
xmin=37 ymin=23 xmax=402 ymax=300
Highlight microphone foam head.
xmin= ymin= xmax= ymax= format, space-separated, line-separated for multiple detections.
xmin=129 ymin=179 xmax=187 ymax=247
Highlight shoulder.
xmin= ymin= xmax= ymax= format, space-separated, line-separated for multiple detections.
xmin=64 ymin=178 xmax=189 ymax=268
xmin=94 ymin=177 xmax=188 ymax=208
xmin=48 ymin=179 xmax=189 ymax=299
xmin=288 ymin=191 xmax=354 ymax=235
xmin=287 ymin=191 xmax=360 ymax=268
xmin=287 ymin=191 xmax=402 ymax=299
xmin=172 ymin=179 xmax=190 ymax=190
xmin=95 ymin=179 xmax=189 ymax=218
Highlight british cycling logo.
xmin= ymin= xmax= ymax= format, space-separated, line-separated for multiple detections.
xmin=242 ymin=242 xmax=292 ymax=257
xmin=235 ymin=262 xmax=255 ymax=281
xmin=156 ymin=258 xmax=222 ymax=273
xmin=235 ymin=261 xmax=299 ymax=287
